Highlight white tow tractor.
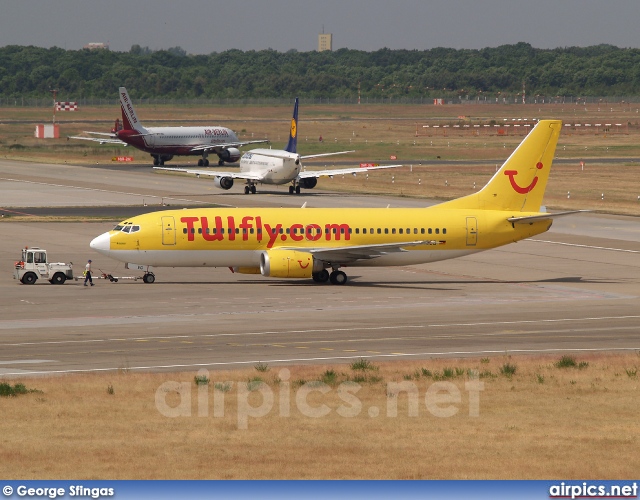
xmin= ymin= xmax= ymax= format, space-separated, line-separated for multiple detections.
xmin=13 ymin=247 xmax=74 ymax=285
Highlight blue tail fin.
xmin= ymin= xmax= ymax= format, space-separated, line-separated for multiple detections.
xmin=284 ymin=97 xmax=299 ymax=153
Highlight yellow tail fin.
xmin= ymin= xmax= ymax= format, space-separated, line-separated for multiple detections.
xmin=438 ymin=119 xmax=562 ymax=212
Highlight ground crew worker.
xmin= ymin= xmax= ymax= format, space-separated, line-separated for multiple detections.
xmin=84 ymin=259 xmax=94 ymax=286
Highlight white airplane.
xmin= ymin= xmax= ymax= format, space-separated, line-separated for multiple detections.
xmin=68 ymin=87 xmax=268 ymax=166
xmin=154 ymin=98 xmax=403 ymax=194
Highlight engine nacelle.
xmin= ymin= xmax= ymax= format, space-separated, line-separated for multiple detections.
xmin=214 ymin=176 xmax=234 ymax=190
xmin=260 ymin=249 xmax=323 ymax=279
xmin=300 ymin=177 xmax=318 ymax=189
xmin=219 ymin=147 xmax=241 ymax=163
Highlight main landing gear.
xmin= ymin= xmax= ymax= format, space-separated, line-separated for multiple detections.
xmin=244 ymin=184 xmax=257 ymax=194
xmin=312 ymin=269 xmax=347 ymax=285
xmin=288 ymin=184 xmax=301 ymax=194
xmin=197 ymin=158 xmax=210 ymax=167
xmin=142 ymin=272 xmax=155 ymax=284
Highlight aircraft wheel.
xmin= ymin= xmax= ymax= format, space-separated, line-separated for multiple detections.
xmin=218 ymin=160 xmax=225 ymax=166
xmin=159 ymin=159 xmax=164 ymax=166
xmin=143 ymin=273 xmax=155 ymax=284
xmin=204 ymin=159 xmax=209 ymax=166
xmin=329 ymin=270 xmax=347 ymax=285
xmin=250 ymin=185 xmax=257 ymax=194
xmin=288 ymin=186 xmax=294 ymax=194
xmin=295 ymin=185 xmax=301 ymax=194
xmin=244 ymin=186 xmax=250 ymax=195
xmin=312 ymin=269 xmax=330 ymax=283
xmin=153 ymin=158 xmax=159 ymax=166
xmin=198 ymin=159 xmax=203 ymax=166
xmin=21 ymin=272 xmax=37 ymax=285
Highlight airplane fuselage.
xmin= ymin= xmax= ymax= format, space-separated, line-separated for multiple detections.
xmin=117 ymin=126 xmax=239 ymax=156
xmin=239 ymin=150 xmax=300 ymax=185
xmin=90 ymin=207 xmax=552 ymax=269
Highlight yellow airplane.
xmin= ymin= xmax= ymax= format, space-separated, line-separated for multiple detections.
xmin=90 ymin=119 xmax=579 ymax=285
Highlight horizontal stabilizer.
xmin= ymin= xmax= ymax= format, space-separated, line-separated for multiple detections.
xmin=507 ymin=210 xmax=589 ymax=224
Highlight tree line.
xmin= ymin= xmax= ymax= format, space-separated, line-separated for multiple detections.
xmin=1 ymin=43 xmax=639 ymax=100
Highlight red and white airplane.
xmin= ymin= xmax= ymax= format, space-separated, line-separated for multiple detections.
xmin=68 ymin=87 xmax=268 ymax=166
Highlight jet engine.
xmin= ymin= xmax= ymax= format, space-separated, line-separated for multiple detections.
xmin=213 ymin=176 xmax=234 ymax=190
xmin=218 ymin=148 xmax=241 ymax=163
xmin=299 ymin=177 xmax=318 ymax=189
xmin=260 ymin=249 xmax=324 ymax=278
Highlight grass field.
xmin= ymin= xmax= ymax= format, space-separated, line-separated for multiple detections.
xmin=1 ymin=352 xmax=638 ymax=479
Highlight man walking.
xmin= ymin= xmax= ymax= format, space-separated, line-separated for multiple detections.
xmin=84 ymin=259 xmax=94 ymax=286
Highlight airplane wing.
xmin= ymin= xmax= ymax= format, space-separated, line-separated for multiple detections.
xmin=290 ymin=240 xmax=433 ymax=265
xmin=298 ymin=164 xmax=404 ymax=180
xmin=189 ymin=139 xmax=269 ymax=153
xmin=67 ymin=134 xmax=128 ymax=146
xmin=153 ymin=166 xmax=263 ymax=181
xmin=300 ymin=150 xmax=355 ymax=160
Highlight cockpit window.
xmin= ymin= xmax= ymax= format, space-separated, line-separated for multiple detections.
xmin=131 ymin=225 xmax=140 ymax=233
xmin=122 ymin=226 xmax=132 ymax=233
xmin=114 ymin=225 xmax=124 ymax=231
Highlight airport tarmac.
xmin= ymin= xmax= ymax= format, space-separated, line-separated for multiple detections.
xmin=1 ymin=159 xmax=639 ymax=376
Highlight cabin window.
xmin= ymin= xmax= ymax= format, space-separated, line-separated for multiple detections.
xmin=435 ymin=228 xmax=440 ymax=234
xmin=384 ymin=228 xmax=389 ymax=234
xmin=392 ymin=228 xmax=396 ymax=234
xmin=414 ymin=228 xmax=418 ymax=234
xmin=377 ymin=228 xmax=381 ymax=234
xmin=198 ymin=228 xmax=202 ymax=234
xmin=406 ymin=228 xmax=410 ymax=234
xmin=236 ymin=228 xmax=240 ymax=234
xmin=443 ymin=228 xmax=447 ymax=235
xmin=286 ymin=228 xmax=291 ymax=234
xmin=362 ymin=228 xmax=367 ymax=234
xmin=279 ymin=228 xmax=283 ymax=234
xmin=250 ymin=228 xmax=254 ymax=234
xmin=348 ymin=228 xmax=352 ymax=234
xmin=183 ymin=228 xmax=187 ymax=234
xmin=399 ymin=228 xmax=403 ymax=234
xmin=191 ymin=228 xmax=195 ymax=234
xmin=421 ymin=228 xmax=425 ymax=234
xmin=370 ymin=228 xmax=374 ymax=234
xmin=355 ymin=228 xmax=360 ymax=234
xmin=428 ymin=228 xmax=432 ymax=234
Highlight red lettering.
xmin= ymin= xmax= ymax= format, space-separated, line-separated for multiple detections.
xmin=227 ymin=216 xmax=236 ymax=241
xmin=201 ymin=216 xmax=223 ymax=241
xmin=325 ymin=224 xmax=350 ymax=241
xmin=290 ymin=224 xmax=304 ymax=242
xmin=306 ymin=224 xmax=322 ymax=242
xmin=264 ymin=223 xmax=282 ymax=248
xmin=240 ymin=216 xmax=253 ymax=241
xmin=181 ymin=217 xmax=199 ymax=241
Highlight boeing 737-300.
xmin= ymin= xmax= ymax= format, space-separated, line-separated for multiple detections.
xmin=90 ymin=120 xmax=583 ymax=285
xmin=154 ymin=97 xmax=403 ymax=194
xmin=68 ymin=87 xmax=268 ymax=166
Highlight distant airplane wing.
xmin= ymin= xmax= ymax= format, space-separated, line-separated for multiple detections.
xmin=189 ymin=139 xmax=269 ymax=153
xmin=298 ymin=164 xmax=404 ymax=180
xmin=300 ymin=150 xmax=355 ymax=160
xmin=67 ymin=134 xmax=128 ymax=146
xmin=292 ymin=240 xmax=433 ymax=265
xmin=153 ymin=166 xmax=263 ymax=181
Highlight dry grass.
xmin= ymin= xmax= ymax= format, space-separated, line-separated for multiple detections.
xmin=1 ymin=352 xmax=639 ymax=479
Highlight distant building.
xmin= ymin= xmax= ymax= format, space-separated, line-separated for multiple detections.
xmin=83 ymin=42 xmax=109 ymax=50
xmin=318 ymin=33 xmax=332 ymax=52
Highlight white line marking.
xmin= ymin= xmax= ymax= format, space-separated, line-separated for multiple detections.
xmin=3 ymin=315 xmax=640 ymax=347
xmin=2 ymin=347 xmax=639 ymax=377
xmin=532 ymin=239 xmax=640 ymax=254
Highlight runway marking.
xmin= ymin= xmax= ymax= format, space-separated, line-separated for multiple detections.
xmin=532 ymin=239 xmax=640 ymax=254
xmin=4 ymin=315 xmax=640 ymax=348
xmin=3 ymin=346 xmax=639 ymax=377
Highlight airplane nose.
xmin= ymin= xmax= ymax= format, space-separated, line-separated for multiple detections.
xmin=90 ymin=232 xmax=111 ymax=254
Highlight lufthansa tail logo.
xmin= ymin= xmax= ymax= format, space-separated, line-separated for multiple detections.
xmin=290 ymin=119 xmax=297 ymax=139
